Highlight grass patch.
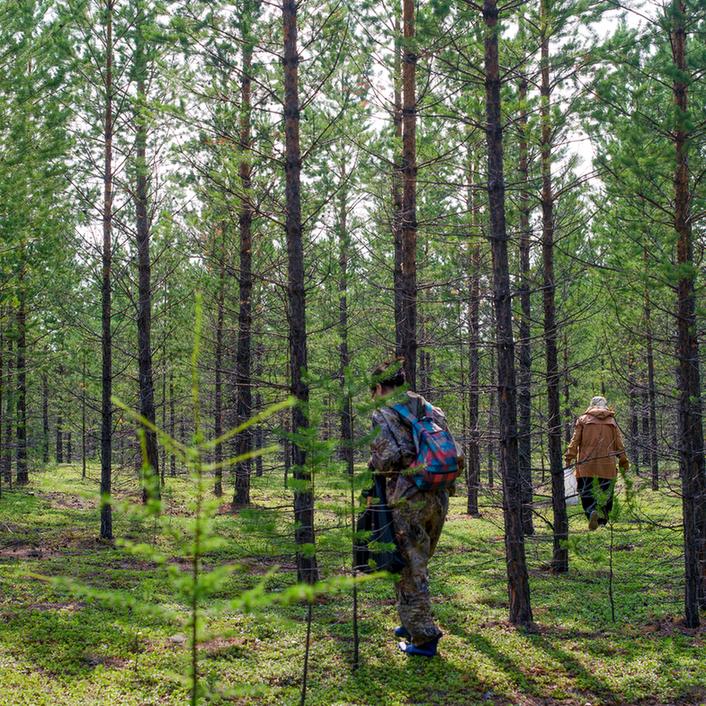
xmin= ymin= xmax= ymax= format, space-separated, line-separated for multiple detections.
xmin=0 ymin=463 xmax=703 ymax=705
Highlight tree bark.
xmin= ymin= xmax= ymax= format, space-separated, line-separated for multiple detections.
xmin=670 ymin=0 xmax=705 ymax=626
xmin=643 ymin=251 xmax=659 ymax=489
xmin=169 ymin=369 xmax=176 ymax=477
xmin=483 ymin=0 xmax=533 ymax=626
xmin=487 ymin=343 xmax=495 ymax=488
xmin=254 ymin=388 xmax=264 ymax=477
xmin=646 ymin=330 xmax=659 ymax=490
xmin=56 ymin=367 xmax=63 ymax=463
xmin=540 ymin=5 xmax=569 ymax=572
xmin=214 ymin=228 xmax=225 ymax=498
xmin=338 ymin=160 xmax=360 ymax=668
xmin=82 ymin=354 xmax=87 ymax=479
xmin=15 ymin=283 xmax=27 ymax=485
xmin=337 ymin=165 xmax=354 ymax=474
xmin=134 ymin=7 xmax=159 ymax=504
xmin=466 ymin=149 xmax=481 ymax=517
xmin=517 ymin=71 xmax=534 ymax=536
xmin=100 ymin=0 xmax=114 ymax=540
xmin=399 ymin=0 xmax=417 ymax=387
xmin=0 ymin=330 xmax=3 ymax=485
xmin=233 ymin=25 xmax=255 ymax=507
xmin=42 ymin=371 xmax=49 ymax=465
xmin=2 ymin=336 xmax=12 ymax=485
xmin=563 ymin=330 xmax=571 ymax=444
xmin=628 ymin=363 xmax=640 ymax=474
xmin=282 ymin=0 xmax=318 ymax=583
xmin=160 ymin=358 xmax=166 ymax=485
xmin=392 ymin=11 xmax=404 ymax=356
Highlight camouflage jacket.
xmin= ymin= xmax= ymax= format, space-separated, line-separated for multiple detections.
xmin=369 ymin=391 xmax=454 ymax=503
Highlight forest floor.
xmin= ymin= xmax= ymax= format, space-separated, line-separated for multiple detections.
xmin=0 ymin=463 xmax=704 ymax=706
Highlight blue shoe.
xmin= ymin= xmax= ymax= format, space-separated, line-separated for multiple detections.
xmin=394 ymin=626 xmax=411 ymax=640
xmin=397 ymin=636 xmax=440 ymax=657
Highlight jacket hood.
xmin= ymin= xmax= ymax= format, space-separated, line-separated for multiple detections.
xmin=584 ymin=407 xmax=615 ymax=420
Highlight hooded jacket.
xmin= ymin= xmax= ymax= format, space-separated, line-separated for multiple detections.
xmin=564 ymin=407 xmax=629 ymax=479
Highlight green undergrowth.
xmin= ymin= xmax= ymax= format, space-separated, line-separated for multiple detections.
xmin=0 ymin=464 xmax=703 ymax=705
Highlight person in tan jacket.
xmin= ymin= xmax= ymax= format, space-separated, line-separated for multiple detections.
xmin=564 ymin=396 xmax=629 ymax=530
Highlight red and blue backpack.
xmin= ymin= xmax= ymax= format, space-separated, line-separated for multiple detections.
xmin=393 ymin=401 xmax=460 ymax=490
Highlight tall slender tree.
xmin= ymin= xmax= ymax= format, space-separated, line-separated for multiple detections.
xmin=466 ymin=146 xmax=481 ymax=517
xmin=540 ymin=0 xmax=568 ymax=571
xmin=15 ymin=254 xmax=28 ymax=485
xmin=282 ymin=0 xmax=318 ymax=583
xmin=516 ymin=53 xmax=534 ymax=536
xmin=100 ymin=0 xmax=115 ymax=540
xmin=213 ymin=228 xmax=226 ymax=497
xmin=392 ymin=11 xmax=404 ymax=358
xmin=399 ymin=0 xmax=417 ymax=387
xmin=233 ymin=1 xmax=257 ymax=507
xmin=642 ymin=249 xmax=659 ymax=489
xmin=670 ymin=0 xmax=705 ymax=626
xmin=133 ymin=0 xmax=160 ymax=502
xmin=42 ymin=371 xmax=49 ymax=464
xmin=482 ymin=0 xmax=533 ymax=626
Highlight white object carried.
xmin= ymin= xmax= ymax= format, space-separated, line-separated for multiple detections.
xmin=564 ymin=467 xmax=579 ymax=505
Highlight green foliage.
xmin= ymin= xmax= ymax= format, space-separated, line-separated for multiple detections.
xmin=1 ymin=465 xmax=704 ymax=705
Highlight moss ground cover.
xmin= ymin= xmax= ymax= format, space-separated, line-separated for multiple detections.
xmin=0 ymin=464 xmax=703 ymax=705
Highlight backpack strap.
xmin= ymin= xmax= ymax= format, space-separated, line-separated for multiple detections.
xmin=392 ymin=402 xmax=424 ymax=454
xmin=392 ymin=402 xmax=418 ymax=426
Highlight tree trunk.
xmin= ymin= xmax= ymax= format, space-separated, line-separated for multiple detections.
xmin=517 ymin=71 xmax=534 ymax=536
xmin=15 ymin=286 xmax=27 ymax=485
xmin=169 ymin=369 xmax=176 ymax=477
xmin=670 ymin=0 xmax=705 ymax=626
xmin=466 ymin=150 xmax=481 ymax=516
xmin=487 ymin=343 xmax=495 ymax=488
xmin=134 ymin=10 xmax=159 ymax=504
xmin=392 ymin=11 xmax=404 ymax=356
xmin=399 ymin=0 xmax=417 ymax=387
xmin=540 ymin=6 xmax=569 ymax=572
xmin=282 ymin=0 xmax=318 ymax=583
xmin=56 ymin=366 xmax=64 ymax=463
xmin=255 ymin=391 xmax=264 ymax=477
xmin=2 ymin=337 xmax=13 ymax=485
xmin=563 ymin=330 xmax=571 ymax=444
xmin=250 ymin=345 xmax=264 ymax=478
xmin=644 ymin=274 xmax=659 ymax=489
xmin=0 ymin=330 xmax=3 ymax=486
xmin=418 ymin=314 xmax=429 ymax=397
xmin=160 ymin=360 xmax=166 ymax=485
xmin=628 ymin=364 xmax=640 ymax=474
xmin=338 ymin=161 xmax=359 ymax=668
xmin=418 ymin=333 xmax=426 ymax=395
xmin=42 ymin=371 xmax=49 ymax=465
xmin=283 ymin=412 xmax=291 ymax=487
xmin=338 ymin=165 xmax=354 ymax=474
xmin=641 ymin=383 xmax=650 ymax=472
xmin=233 ymin=27 xmax=255 ymax=507
xmin=82 ymin=354 xmax=87 ymax=479
xmin=100 ymin=0 xmax=114 ymax=540
xmin=483 ymin=0 xmax=533 ymax=626
xmin=214 ymin=229 xmax=225 ymax=498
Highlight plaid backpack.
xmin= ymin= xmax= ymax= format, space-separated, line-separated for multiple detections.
xmin=393 ymin=401 xmax=460 ymax=490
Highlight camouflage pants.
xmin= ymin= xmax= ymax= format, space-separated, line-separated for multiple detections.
xmin=392 ymin=489 xmax=449 ymax=645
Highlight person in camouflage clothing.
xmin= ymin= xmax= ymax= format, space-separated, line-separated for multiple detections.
xmin=368 ymin=358 xmax=457 ymax=657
